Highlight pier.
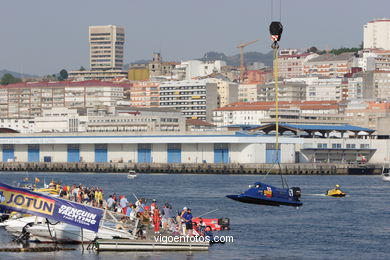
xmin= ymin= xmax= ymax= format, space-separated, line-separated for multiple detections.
xmin=0 ymin=162 xmax=381 ymax=175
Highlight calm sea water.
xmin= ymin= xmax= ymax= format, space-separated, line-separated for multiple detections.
xmin=0 ymin=172 xmax=389 ymax=260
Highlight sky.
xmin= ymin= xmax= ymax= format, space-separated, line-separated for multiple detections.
xmin=1 ymin=0 xmax=390 ymax=75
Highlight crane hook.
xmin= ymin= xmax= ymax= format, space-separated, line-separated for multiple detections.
xmin=269 ymin=21 xmax=283 ymax=49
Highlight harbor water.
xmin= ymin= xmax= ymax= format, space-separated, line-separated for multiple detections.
xmin=0 ymin=172 xmax=389 ymax=260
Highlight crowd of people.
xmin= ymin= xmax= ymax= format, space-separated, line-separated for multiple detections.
xmin=57 ymin=185 xmax=211 ymax=238
xmin=59 ymin=184 xmax=104 ymax=208
xmin=104 ymin=193 xmax=213 ymax=238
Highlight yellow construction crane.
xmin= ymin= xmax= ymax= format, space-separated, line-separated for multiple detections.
xmin=237 ymin=39 xmax=260 ymax=81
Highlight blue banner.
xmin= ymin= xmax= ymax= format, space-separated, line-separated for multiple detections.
xmin=0 ymin=182 xmax=103 ymax=232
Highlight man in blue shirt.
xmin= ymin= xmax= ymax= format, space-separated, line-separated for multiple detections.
xmin=182 ymin=208 xmax=193 ymax=236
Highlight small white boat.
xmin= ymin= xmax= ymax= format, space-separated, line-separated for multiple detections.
xmin=382 ymin=167 xmax=390 ymax=182
xmin=127 ymin=170 xmax=137 ymax=179
xmin=4 ymin=215 xmax=136 ymax=243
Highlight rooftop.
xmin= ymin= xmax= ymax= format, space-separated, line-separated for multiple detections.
xmin=0 ymin=80 xmax=132 ymax=89
xmin=249 ymin=123 xmax=375 ymax=135
xmin=215 ymin=101 xmax=340 ymax=111
xmin=308 ymin=53 xmax=355 ymax=63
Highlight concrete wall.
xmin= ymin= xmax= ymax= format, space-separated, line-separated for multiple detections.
xmin=81 ymin=144 xmax=94 ymax=162
xmin=152 ymin=144 xmax=167 ymax=163
xmin=15 ymin=144 xmax=28 ymax=162
xmin=2 ymin=136 xmax=386 ymax=164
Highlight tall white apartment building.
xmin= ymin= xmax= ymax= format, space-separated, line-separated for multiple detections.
xmin=159 ymin=79 xmax=218 ymax=122
xmin=364 ymin=19 xmax=390 ymax=50
xmin=89 ymin=25 xmax=125 ymax=70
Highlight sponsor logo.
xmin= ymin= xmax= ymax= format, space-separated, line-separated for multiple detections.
xmin=0 ymin=188 xmax=55 ymax=215
xmin=58 ymin=205 xmax=97 ymax=226
xmin=264 ymin=187 xmax=273 ymax=197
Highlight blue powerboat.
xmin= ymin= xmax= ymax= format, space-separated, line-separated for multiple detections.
xmin=226 ymin=182 xmax=302 ymax=207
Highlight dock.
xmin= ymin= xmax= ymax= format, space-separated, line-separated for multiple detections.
xmin=0 ymin=162 xmax=381 ymax=175
xmin=95 ymin=238 xmax=209 ymax=251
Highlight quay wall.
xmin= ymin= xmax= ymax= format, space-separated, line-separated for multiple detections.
xmin=0 ymin=162 xmax=382 ymax=175
xmin=0 ymin=133 xmax=388 ymax=165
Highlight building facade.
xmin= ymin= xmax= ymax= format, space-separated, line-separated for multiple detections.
xmin=0 ymin=81 xmax=130 ymax=118
xmin=278 ymin=50 xmax=318 ymax=79
xmin=212 ymin=101 xmax=342 ymax=127
xmin=257 ymin=82 xmax=306 ymax=101
xmin=0 ymin=130 xmax=384 ymax=164
xmin=159 ymin=80 xmax=218 ymax=122
xmin=364 ymin=19 xmax=390 ymax=50
xmin=304 ymin=53 xmax=354 ymax=77
xmin=129 ymin=81 xmax=160 ymax=107
xmin=89 ymin=25 xmax=125 ymax=70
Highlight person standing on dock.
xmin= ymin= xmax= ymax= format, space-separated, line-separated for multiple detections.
xmin=182 ymin=208 xmax=193 ymax=236
xmin=152 ymin=205 xmax=161 ymax=234
xmin=120 ymin=195 xmax=129 ymax=214
xmin=178 ymin=207 xmax=187 ymax=235
xmin=106 ymin=195 xmax=116 ymax=211
xmin=162 ymin=203 xmax=173 ymax=231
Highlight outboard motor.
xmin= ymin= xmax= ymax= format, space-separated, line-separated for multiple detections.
xmin=289 ymin=187 xmax=301 ymax=199
xmin=218 ymin=218 xmax=230 ymax=230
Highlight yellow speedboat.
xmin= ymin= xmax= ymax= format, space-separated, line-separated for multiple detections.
xmin=326 ymin=185 xmax=346 ymax=197
xmin=34 ymin=187 xmax=60 ymax=195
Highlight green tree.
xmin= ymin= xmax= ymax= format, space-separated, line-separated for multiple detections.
xmin=0 ymin=73 xmax=22 ymax=85
xmin=58 ymin=69 xmax=68 ymax=81
xmin=79 ymin=66 xmax=86 ymax=71
xmin=307 ymin=46 xmax=319 ymax=53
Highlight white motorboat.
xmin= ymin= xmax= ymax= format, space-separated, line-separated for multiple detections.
xmin=382 ymin=167 xmax=390 ymax=182
xmin=127 ymin=170 xmax=137 ymax=179
xmin=3 ymin=215 xmax=136 ymax=243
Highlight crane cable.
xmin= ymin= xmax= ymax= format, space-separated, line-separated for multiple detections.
xmin=268 ymin=0 xmax=287 ymax=187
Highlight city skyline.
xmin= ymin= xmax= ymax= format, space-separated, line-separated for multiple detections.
xmin=0 ymin=0 xmax=389 ymax=75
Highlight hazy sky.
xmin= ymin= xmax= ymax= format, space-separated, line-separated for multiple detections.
xmin=1 ymin=0 xmax=390 ymax=75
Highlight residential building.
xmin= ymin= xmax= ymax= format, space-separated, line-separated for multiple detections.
xmin=345 ymin=100 xmax=390 ymax=130
xmin=345 ymin=74 xmax=364 ymax=100
xmin=129 ymin=81 xmax=160 ymax=107
xmin=304 ymin=53 xmax=354 ymax=77
xmin=174 ymin=60 xmax=227 ymax=80
xmin=305 ymin=77 xmax=343 ymax=101
xmin=0 ymin=81 xmax=131 ymax=118
xmin=68 ymin=70 xmax=128 ymax=81
xmin=159 ymin=79 xmax=218 ymax=122
xmin=278 ymin=49 xmax=318 ymax=79
xmin=206 ymin=78 xmax=238 ymax=108
xmin=212 ymin=101 xmax=342 ymax=127
xmin=89 ymin=25 xmax=125 ymax=70
xmin=242 ymin=69 xmax=272 ymax=84
xmin=257 ymin=82 xmax=306 ymax=101
xmin=362 ymin=70 xmax=390 ymax=99
xmin=238 ymin=84 xmax=259 ymax=102
xmin=364 ymin=19 xmax=390 ymax=50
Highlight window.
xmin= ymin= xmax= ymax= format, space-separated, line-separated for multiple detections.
xmin=317 ymin=143 xmax=327 ymax=148
xmin=360 ymin=144 xmax=369 ymax=149
xmin=332 ymin=143 xmax=341 ymax=149
xmin=346 ymin=144 xmax=356 ymax=149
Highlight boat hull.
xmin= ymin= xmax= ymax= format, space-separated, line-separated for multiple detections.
xmin=326 ymin=189 xmax=346 ymax=197
xmin=3 ymin=216 xmax=133 ymax=243
xmin=226 ymin=194 xmax=302 ymax=207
